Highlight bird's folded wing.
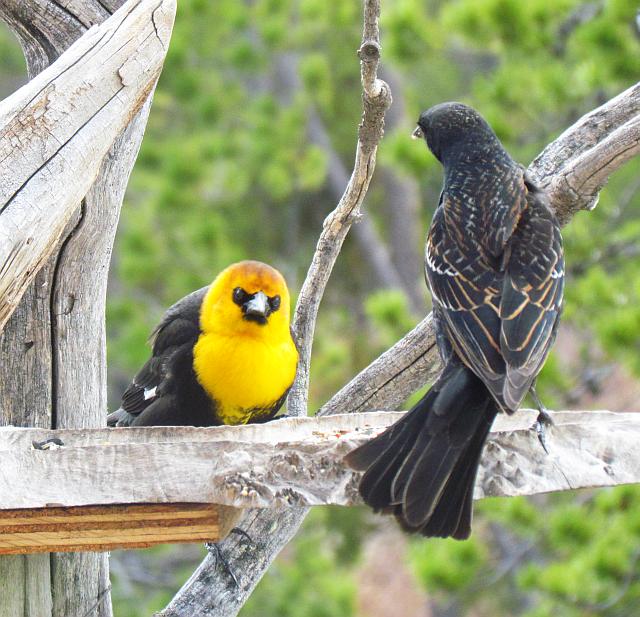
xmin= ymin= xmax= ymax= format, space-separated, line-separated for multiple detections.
xmin=426 ymin=204 xmax=507 ymax=405
xmin=120 ymin=287 xmax=208 ymax=417
xmin=499 ymin=193 xmax=564 ymax=409
xmin=426 ymin=187 xmax=563 ymax=412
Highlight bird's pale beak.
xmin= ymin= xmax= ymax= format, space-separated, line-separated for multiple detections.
xmin=412 ymin=126 xmax=424 ymax=140
xmin=243 ymin=291 xmax=269 ymax=318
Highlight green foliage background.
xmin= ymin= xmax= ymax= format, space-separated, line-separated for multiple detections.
xmin=3 ymin=0 xmax=640 ymax=614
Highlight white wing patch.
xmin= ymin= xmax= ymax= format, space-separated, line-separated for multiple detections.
xmin=144 ymin=386 xmax=157 ymax=401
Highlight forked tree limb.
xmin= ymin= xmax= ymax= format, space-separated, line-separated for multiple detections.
xmin=531 ymin=81 xmax=640 ymax=224
xmin=0 ymin=0 xmax=175 ymax=333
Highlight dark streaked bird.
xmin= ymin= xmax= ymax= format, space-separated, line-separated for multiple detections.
xmin=345 ymin=102 xmax=564 ymax=539
xmin=107 ymin=260 xmax=298 ymax=427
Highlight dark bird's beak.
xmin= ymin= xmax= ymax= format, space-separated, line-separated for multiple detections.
xmin=412 ymin=126 xmax=424 ymax=140
xmin=243 ymin=291 xmax=270 ymax=320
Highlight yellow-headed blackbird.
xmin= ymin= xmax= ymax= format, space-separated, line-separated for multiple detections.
xmin=107 ymin=260 xmax=299 ymax=427
xmin=346 ymin=103 xmax=564 ymax=539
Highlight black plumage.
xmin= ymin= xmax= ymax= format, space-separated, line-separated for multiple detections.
xmin=345 ymin=102 xmax=564 ymax=539
xmin=108 ymin=288 xmax=214 ymax=427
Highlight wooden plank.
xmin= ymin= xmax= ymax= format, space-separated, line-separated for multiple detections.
xmin=0 ymin=503 xmax=240 ymax=555
xmin=1 ymin=411 xmax=640 ymax=513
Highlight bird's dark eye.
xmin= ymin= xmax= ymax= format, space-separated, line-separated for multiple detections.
xmin=233 ymin=287 xmax=248 ymax=306
xmin=269 ymin=295 xmax=281 ymax=312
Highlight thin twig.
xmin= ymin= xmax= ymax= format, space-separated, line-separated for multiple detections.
xmin=287 ymin=0 xmax=391 ymax=417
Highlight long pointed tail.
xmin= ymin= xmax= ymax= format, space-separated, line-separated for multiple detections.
xmin=344 ymin=363 xmax=498 ymax=539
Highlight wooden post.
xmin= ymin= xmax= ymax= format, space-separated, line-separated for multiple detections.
xmin=0 ymin=1 xmax=175 ymax=615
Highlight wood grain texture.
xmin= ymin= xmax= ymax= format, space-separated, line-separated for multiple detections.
xmin=0 ymin=504 xmax=241 ymax=555
xmin=0 ymin=0 xmax=175 ymax=333
xmin=1 ymin=411 xmax=639 ymax=511
xmin=49 ymin=97 xmax=154 ymax=617
xmin=0 ymin=1 xmax=172 ymax=616
xmin=531 ymin=81 xmax=640 ymax=224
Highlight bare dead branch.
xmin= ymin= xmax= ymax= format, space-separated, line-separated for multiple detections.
xmin=275 ymin=54 xmax=421 ymax=311
xmin=319 ymin=315 xmax=440 ymax=416
xmin=288 ymin=0 xmax=391 ymax=416
xmin=545 ymin=114 xmax=640 ymax=221
xmin=531 ymin=80 xmax=640 ymax=224
xmin=0 ymin=0 xmax=175 ymax=334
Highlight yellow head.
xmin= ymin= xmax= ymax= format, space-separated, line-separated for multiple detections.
xmin=199 ymin=260 xmax=292 ymax=339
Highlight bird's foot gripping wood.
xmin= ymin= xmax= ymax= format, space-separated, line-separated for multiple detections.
xmin=228 ymin=526 xmax=254 ymax=545
xmin=205 ymin=542 xmax=240 ymax=587
xmin=530 ymin=385 xmax=554 ymax=454
xmin=204 ymin=527 xmax=254 ymax=587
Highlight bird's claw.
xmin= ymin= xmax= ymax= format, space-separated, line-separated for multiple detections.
xmin=535 ymin=409 xmax=554 ymax=455
xmin=205 ymin=542 xmax=239 ymax=587
xmin=230 ymin=526 xmax=254 ymax=545
xmin=529 ymin=385 xmax=554 ymax=454
xmin=203 ymin=527 xmax=254 ymax=587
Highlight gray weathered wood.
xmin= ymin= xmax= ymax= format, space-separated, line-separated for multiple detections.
xmin=0 ymin=1 xmax=174 ymax=616
xmin=287 ymin=0 xmax=392 ymax=417
xmin=1 ymin=410 xmax=638 ymax=510
xmin=531 ymin=81 xmax=640 ymax=224
xmin=0 ymin=0 xmax=174 ymax=333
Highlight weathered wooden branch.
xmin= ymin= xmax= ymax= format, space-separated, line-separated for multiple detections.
xmin=275 ymin=54 xmax=420 ymax=312
xmin=0 ymin=0 xmax=175 ymax=333
xmin=1 ymin=411 xmax=639 ymax=550
xmin=288 ymin=0 xmax=392 ymax=417
xmin=320 ymin=314 xmax=441 ymax=417
xmin=0 ymin=1 xmax=175 ymax=616
xmin=531 ymin=81 xmax=640 ymax=224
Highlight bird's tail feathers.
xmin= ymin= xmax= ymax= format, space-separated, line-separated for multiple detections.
xmin=344 ymin=364 xmax=497 ymax=540
xmin=106 ymin=408 xmax=135 ymax=427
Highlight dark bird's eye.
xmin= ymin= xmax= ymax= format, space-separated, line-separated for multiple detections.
xmin=269 ymin=295 xmax=281 ymax=312
xmin=233 ymin=287 xmax=248 ymax=306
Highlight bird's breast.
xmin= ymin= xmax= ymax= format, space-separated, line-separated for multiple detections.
xmin=192 ymin=330 xmax=297 ymax=425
